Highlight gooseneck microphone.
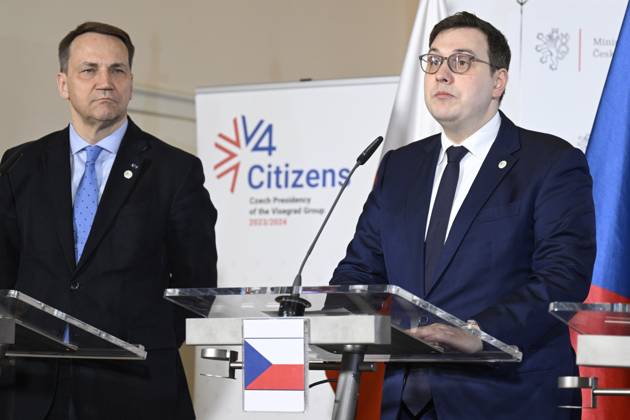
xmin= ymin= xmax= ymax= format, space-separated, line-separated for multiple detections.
xmin=276 ymin=135 xmax=384 ymax=317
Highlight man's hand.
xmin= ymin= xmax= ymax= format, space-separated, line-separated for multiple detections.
xmin=408 ymin=323 xmax=482 ymax=354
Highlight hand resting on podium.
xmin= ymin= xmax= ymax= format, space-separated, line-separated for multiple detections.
xmin=408 ymin=323 xmax=482 ymax=354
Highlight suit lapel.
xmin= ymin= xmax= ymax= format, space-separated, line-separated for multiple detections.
xmin=44 ymin=128 xmax=76 ymax=271
xmin=427 ymin=113 xmax=521 ymax=295
xmin=403 ymin=136 xmax=440 ymax=298
xmin=75 ymin=120 xmax=150 ymax=271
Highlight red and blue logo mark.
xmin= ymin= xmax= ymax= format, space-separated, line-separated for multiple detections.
xmin=213 ymin=115 xmax=350 ymax=193
xmin=214 ymin=116 xmax=276 ymax=193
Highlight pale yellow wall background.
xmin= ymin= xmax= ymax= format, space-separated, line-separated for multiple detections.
xmin=0 ymin=0 xmax=418 ymax=152
xmin=0 ymin=0 xmax=418 ymax=397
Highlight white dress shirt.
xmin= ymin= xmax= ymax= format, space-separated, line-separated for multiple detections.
xmin=424 ymin=112 xmax=501 ymax=240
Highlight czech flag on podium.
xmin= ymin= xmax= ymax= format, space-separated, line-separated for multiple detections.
xmin=242 ymin=318 xmax=306 ymax=412
xmin=582 ymin=2 xmax=630 ymax=418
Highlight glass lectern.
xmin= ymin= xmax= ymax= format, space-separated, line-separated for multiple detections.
xmin=165 ymin=284 xmax=522 ymax=420
xmin=0 ymin=289 xmax=146 ymax=359
xmin=0 ymin=289 xmax=147 ymax=418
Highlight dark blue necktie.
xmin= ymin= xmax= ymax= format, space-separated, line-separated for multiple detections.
xmin=401 ymin=147 xmax=468 ymax=417
xmin=424 ymin=145 xmax=468 ymax=294
xmin=73 ymin=145 xmax=103 ymax=262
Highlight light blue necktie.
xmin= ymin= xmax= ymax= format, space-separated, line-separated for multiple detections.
xmin=73 ymin=145 xmax=103 ymax=262
xmin=64 ymin=146 xmax=102 ymax=344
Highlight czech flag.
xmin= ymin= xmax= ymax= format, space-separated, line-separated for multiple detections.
xmin=243 ymin=318 xmax=306 ymax=412
xmin=582 ymin=2 xmax=630 ymax=418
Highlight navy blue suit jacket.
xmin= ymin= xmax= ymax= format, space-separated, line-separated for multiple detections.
xmin=331 ymin=113 xmax=595 ymax=419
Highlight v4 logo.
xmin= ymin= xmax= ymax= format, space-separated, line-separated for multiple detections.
xmin=213 ymin=116 xmax=276 ymax=193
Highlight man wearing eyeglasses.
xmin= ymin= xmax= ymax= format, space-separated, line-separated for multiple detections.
xmin=331 ymin=11 xmax=594 ymax=420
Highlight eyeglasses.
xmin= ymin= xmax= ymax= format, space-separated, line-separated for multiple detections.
xmin=419 ymin=53 xmax=496 ymax=74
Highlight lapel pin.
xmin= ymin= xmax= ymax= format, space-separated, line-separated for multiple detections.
xmin=498 ymin=160 xmax=507 ymax=169
xmin=124 ymin=170 xmax=133 ymax=179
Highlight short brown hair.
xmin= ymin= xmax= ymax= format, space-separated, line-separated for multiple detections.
xmin=58 ymin=22 xmax=135 ymax=72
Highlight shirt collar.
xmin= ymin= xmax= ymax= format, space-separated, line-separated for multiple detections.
xmin=69 ymin=119 xmax=128 ymax=155
xmin=438 ymin=112 xmax=501 ymax=163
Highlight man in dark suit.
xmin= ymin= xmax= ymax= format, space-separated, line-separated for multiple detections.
xmin=331 ymin=12 xmax=595 ymax=420
xmin=0 ymin=22 xmax=217 ymax=419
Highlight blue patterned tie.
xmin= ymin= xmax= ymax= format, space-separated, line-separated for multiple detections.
xmin=73 ymin=145 xmax=103 ymax=262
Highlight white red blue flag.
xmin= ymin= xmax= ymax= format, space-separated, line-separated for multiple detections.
xmin=581 ymin=2 xmax=630 ymax=418
xmin=242 ymin=318 xmax=306 ymax=412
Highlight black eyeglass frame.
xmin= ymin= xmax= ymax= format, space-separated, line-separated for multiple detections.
xmin=418 ymin=52 xmax=498 ymax=74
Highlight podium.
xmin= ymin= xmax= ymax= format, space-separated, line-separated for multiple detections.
xmin=0 ymin=289 xmax=147 ymax=418
xmin=550 ymin=302 xmax=630 ymax=408
xmin=0 ymin=289 xmax=147 ymax=360
xmin=165 ymin=284 xmax=522 ymax=420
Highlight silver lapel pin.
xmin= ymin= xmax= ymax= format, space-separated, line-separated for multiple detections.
xmin=124 ymin=170 xmax=133 ymax=179
xmin=498 ymin=160 xmax=508 ymax=169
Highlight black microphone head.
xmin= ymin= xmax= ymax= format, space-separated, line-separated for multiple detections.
xmin=356 ymin=136 xmax=384 ymax=165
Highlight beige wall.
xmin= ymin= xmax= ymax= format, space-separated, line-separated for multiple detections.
xmin=0 ymin=0 xmax=418 ymax=152
xmin=0 ymin=0 xmax=418 ymax=397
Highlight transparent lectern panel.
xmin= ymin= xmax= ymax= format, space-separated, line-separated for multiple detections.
xmin=549 ymin=302 xmax=630 ymax=335
xmin=165 ymin=285 xmax=522 ymax=363
xmin=0 ymin=290 xmax=146 ymax=360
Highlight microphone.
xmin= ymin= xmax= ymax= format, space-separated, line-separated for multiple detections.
xmin=357 ymin=136 xmax=384 ymax=165
xmin=276 ymin=135 xmax=384 ymax=316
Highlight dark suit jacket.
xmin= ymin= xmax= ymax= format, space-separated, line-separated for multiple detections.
xmin=0 ymin=119 xmax=217 ymax=420
xmin=331 ymin=113 xmax=595 ymax=420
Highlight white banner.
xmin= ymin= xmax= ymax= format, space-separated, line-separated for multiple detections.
xmin=196 ymin=78 xmax=397 ymax=289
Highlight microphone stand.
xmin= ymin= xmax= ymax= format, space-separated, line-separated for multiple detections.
xmin=276 ymin=136 xmax=383 ymax=316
